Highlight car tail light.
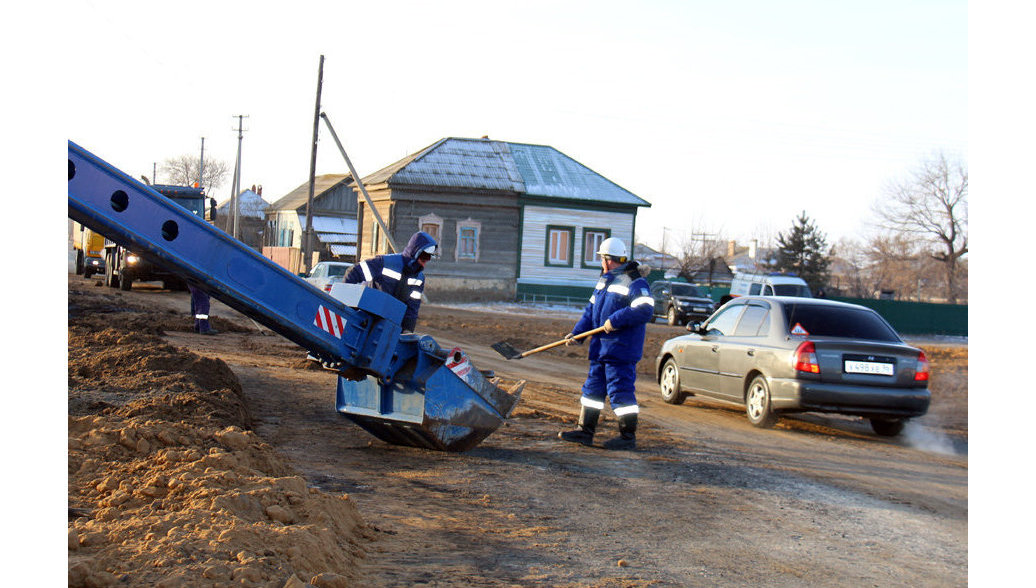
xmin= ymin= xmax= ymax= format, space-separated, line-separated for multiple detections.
xmin=794 ymin=341 xmax=820 ymax=374
xmin=324 ymin=283 xmax=333 ymax=292
xmin=914 ymin=350 xmax=930 ymax=381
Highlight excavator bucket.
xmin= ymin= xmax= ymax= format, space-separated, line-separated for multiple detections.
xmin=336 ymin=336 xmax=525 ymax=452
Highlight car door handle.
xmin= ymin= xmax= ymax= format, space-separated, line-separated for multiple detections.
xmin=747 ymin=349 xmax=755 ymax=357
xmin=711 ymin=346 xmax=719 ymax=353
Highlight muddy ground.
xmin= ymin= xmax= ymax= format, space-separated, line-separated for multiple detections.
xmin=67 ymin=275 xmax=968 ymax=586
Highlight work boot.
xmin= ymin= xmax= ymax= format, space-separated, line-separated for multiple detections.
xmin=558 ymin=406 xmax=600 ymax=446
xmin=602 ymin=413 xmax=637 ymax=451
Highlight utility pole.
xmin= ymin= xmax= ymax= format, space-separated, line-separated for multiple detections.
xmin=199 ymin=137 xmax=205 ymax=188
xmin=230 ymin=115 xmax=248 ymax=239
xmin=304 ymin=55 xmax=324 ymax=275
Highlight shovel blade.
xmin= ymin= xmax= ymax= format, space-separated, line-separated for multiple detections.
xmin=491 ymin=340 xmax=523 ymax=360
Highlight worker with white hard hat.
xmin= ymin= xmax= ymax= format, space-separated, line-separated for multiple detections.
xmin=559 ymin=237 xmax=652 ymax=450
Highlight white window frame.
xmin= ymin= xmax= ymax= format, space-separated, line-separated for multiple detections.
xmin=546 ymin=225 xmax=574 ymax=267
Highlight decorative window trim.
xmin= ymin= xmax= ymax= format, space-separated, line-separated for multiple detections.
xmin=580 ymin=227 xmax=611 ymax=269
xmin=418 ymin=213 xmax=443 ymax=243
xmin=545 ymin=225 xmax=575 ymax=268
xmin=455 ymin=218 xmax=481 ymax=262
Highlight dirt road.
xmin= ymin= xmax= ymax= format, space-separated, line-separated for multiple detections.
xmin=68 ymin=276 xmax=967 ymax=586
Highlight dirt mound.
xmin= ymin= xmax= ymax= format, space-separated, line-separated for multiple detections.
xmin=68 ymin=291 xmax=368 ymax=587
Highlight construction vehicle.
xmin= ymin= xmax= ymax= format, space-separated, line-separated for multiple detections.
xmin=68 ymin=140 xmax=523 ymax=451
xmin=71 ymin=221 xmax=106 ymax=278
xmin=103 ymin=184 xmax=217 ymax=291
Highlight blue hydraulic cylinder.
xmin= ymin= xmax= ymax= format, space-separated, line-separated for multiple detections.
xmin=67 ymin=140 xmax=401 ymax=377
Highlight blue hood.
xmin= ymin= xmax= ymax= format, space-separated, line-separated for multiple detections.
xmin=402 ymin=231 xmax=438 ymax=260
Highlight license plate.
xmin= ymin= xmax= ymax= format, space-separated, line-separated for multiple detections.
xmin=844 ymin=360 xmax=894 ymax=376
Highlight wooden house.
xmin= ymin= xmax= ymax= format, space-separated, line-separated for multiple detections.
xmin=356 ymin=137 xmax=650 ymax=301
xmin=264 ymin=174 xmax=359 ymax=271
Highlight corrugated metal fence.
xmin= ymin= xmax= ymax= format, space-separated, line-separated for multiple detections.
xmin=828 ymin=297 xmax=967 ymax=337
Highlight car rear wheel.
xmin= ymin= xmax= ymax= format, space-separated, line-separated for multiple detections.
xmin=745 ymin=375 xmax=777 ymax=428
xmin=869 ymin=418 xmax=905 ymax=437
xmin=659 ymin=358 xmax=686 ymax=405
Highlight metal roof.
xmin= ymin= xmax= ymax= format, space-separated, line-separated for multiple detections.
xmin=216 ymin=189 xmax=270 ymax=219
xmin=362 ymin=138 xmax=649 ymax=207
xmin=267 ymin=174 xmax=353 ymax=211
xmin=329 ymin=244 xmax=357 ymax=256
xmin=303 ymin=216 xmax=358 ymax=234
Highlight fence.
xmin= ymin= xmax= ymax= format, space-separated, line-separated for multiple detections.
xmin=829 ymin=297 xmax=967 ymax=336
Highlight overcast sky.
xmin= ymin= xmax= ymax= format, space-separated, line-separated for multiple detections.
xmin=56 ymin=0 xmax=967 ymax=251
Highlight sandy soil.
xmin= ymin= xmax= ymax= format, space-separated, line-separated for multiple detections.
xmin=68 ymin=275 xmax=967 ymax=586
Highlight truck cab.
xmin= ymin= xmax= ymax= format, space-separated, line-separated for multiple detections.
xmin=72 ymin=221 xmax=106 ymax=278
xmin=103 ymin=185 xmax=216 ymax=290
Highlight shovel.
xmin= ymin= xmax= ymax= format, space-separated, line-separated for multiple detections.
xmin=491 ymin=326 xmax=607 ymax=360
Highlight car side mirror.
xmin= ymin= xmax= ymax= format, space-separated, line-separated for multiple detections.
xmin=687 ymin=321 xmax=703 ymax=333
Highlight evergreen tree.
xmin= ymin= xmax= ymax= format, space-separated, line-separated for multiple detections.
xmin=773 ymin=211 xmax=830 ymax=293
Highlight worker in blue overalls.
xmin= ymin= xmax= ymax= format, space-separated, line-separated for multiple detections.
xmin=559 ymin=237 xmax=652 ymax=450
xmin=343 ymin=231 xmax=438 ymax=333
xmin=187 ymin=283 xmax=217 ymax=335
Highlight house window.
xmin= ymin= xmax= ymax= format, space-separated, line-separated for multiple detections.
xmin=456 ymin=218 xmax=481 ymax=262
xmin=581 ymin=228 xmax=611 ymax=268
xmin=546 ymin=225 xmax=574 ymax=267
xmin=419 ymin=213 xmax=443 ymax=243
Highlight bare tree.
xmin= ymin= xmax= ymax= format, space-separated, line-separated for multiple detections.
xmin=865 ymin=233 xmax=925 ymax=300
xmin=661 ymin=222 xmax=726 ymax=282
xmin=875 ymin=152 xmax=967 ymax=304
xmin=828 ymin=237 xmax=869 ymax=298
xmin=159 ymin=154 xmax=230 ymax=190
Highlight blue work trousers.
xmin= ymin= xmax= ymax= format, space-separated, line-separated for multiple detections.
xmin=580 ymin=360 xmax=638 ymax=412
xmin=188 ymin=285 xmax=212 ymax=333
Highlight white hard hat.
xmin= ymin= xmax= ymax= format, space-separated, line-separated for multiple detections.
xmin=597 ymin=237 xmax=628 ymax=260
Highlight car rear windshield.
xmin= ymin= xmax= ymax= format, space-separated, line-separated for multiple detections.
xmin=773 ymin=284 xmax=812 ymax=297
xmin=328 ymin=265 xmax=350 ymax=277
xmin=671 ymin=284 xmax=705 ymax=297
xmin=783 ymin=304 xmax=900 ymax=342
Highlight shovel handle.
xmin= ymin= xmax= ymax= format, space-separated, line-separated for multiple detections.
xmin=520 ymin=326 xmax=608 ymax=358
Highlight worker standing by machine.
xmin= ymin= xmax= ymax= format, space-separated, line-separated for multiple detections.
xmin=559 ymin=238 xmax=652 ymax=450
xmin=188 ymin=283 xmax=217 ymax=335
xmin=343 ymin=231 xmax=438 ymax=333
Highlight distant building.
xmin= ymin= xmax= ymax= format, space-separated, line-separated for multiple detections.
xmin=264 ymin=175 xmax=359 ymax=273
xmin=355 ymin=137 xmax=651 ymax=301
xmin=216 ymin=185 xmax=270 ymax=250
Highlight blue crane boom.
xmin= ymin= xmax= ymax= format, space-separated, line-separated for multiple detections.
xmin=68 ymin=140 xmax=523 ymax=451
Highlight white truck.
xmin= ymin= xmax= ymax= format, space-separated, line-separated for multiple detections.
xmin=729 ymin=272 xmax=812 ymax=298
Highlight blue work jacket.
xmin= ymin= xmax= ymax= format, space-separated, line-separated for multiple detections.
xmin=344 ymin=232 xmax=437 ymax=332
xmin=571 ymin=262 xmax=653 ymax=363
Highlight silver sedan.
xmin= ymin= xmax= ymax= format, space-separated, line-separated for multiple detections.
xmin=655 ymin=296 xmax=931 ymax=436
